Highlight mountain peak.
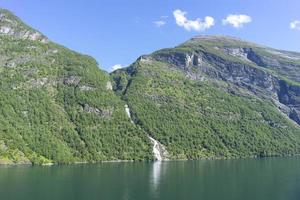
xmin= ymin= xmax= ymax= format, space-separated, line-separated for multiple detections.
xmin=186 ymin=34 xmax=259 ymax=48
xmin=0 ymin=8 xmax=48 ymax=43
xmin=192 ymin=35 xmax=242 ymax=40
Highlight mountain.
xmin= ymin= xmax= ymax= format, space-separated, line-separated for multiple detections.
xmin=112 ymin=35 xmax=300 ymax=159
xmin=0 ymin=8 xmax=152 ymax=165
xmin=1 ymin=9 xmax=300 ymax=164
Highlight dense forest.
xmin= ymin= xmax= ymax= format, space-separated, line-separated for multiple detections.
xmin=1 ymin=9 xmax=300 ymax=164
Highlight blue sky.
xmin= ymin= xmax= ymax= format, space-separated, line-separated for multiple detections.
xmin=1 ymin=0 xmax=300 ymax=72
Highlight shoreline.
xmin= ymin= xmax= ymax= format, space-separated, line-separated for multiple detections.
xmin=1 ymin=154 xmax=299 ymax=167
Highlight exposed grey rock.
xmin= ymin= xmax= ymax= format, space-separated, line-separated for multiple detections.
xmin=63 ymin=76 xmax=81 ymax=85
xmin=26 ymin=77 xmax=48 ymax=88
xmin=22 ymin=68 xmax=38 ymax=77
xmin=106 ymin=81 xmax=113 ymax=90
xmin=79 ymin=85 xmax=95 ymax=91
xmin=0 ymin=26 xmax=10 ymax=34
xmin=46 ymin=49 xmax=59 ymax=55
xmin=289 ymin=109 xmax=300 ymax=125
xmin=267 ymin=50 xmax=300 ymax=60
xmin=83 ymin=104 xmax=113 ymax=118
xmin=147 ymin=37 xmax=300 ymax=126
xmin=0 ymin=9 xmax=48 ymax=43
xmin=139 ymin=55 xmax=153 ymax=64
xmin=0 ymin=140 xmax=8 ymax=152
xmin=219 ymin=47 xmax=253 ymax=63
xmin=22 ymin=77 xmax=58 ymax=89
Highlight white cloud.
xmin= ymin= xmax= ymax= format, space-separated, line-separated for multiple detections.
xmin=153 ymin=20 xmax=166 ymax=27
xmin=290 ymin=20 xmax=300 ymax=30
xmin=222 ymin=14 xmax=252 ymax=28
xmin=173 ymin=9 xmax=214 ymax=31
xmin=111 ymin=64 xmax=126 ymax=71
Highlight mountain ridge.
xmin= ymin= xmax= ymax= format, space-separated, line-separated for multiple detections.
xmin=112 ymin=34 xmax=300 ymax=159
xmin=0 ymin=8 xmax=152 ymax=165
xmin=1 ymin=8 xmax=300 ymax=164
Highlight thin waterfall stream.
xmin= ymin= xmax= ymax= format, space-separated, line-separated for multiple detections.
xmin=124 ymin=105 xmax=168 ymax=161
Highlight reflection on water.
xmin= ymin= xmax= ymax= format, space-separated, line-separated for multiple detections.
xmin=151 ymin=161 xmax=162 ymax=192
xmin=1 ymin=158 xmax=300 ymax=200
xmin=150 ymin=161 xmax=168 ymax=199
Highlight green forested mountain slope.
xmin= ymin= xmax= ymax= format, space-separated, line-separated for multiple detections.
xmin=0 ymin=9 xmax=152 ymax=165
xmin=2 ymin=9 xmax=300 ymax=164
xmin=112 ymin=36 xmax=300 ymax=159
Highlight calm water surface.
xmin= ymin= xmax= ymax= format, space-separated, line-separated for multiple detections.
xmin=1 ymin=157 xmax=300 ymax=200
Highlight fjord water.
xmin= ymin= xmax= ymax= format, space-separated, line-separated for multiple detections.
xmin=1 ymin=158 xmax=300 ymax=200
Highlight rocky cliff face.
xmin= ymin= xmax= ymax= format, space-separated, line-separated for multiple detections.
xmin=0 ymin=9 xmax=47 ymax=42
xmin=148 ymin=35 xmax=300 ymax=126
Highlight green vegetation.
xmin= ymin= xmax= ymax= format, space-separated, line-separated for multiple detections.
xmin=114 ymin=60 xmax=300 ymax=159
xmin=0 ymin=19 xmax=152 ymax=164
xmin=2 ymin=10 xmax=300 ymax=164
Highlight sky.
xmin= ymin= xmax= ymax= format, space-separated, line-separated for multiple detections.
xmin=0 ymin=0 xmax=300 ymax=72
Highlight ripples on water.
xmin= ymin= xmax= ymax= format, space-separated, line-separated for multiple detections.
xmin=1 ymin=158 xmax=300 ymax=200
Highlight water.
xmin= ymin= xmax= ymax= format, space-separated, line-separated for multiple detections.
xmin=1 ymin=157 xmax=300 ymax=200
xmin=124 ymin=104 xmax=168 ymax=161
xmin=148 ymin=136 xmax=163 ymax=161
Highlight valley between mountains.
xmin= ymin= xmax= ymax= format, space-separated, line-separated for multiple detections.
xmin=1 ymin=8 xmax=300 ymax=165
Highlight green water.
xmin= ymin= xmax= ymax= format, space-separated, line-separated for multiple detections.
xmin=1 ymin=157 xmax=300 ymax=200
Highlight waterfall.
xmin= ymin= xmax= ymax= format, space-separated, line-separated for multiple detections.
xmin=124 ymin=105 xmax=134 ymax=124
xmin=124 ymin=105 xmax=167 ymax=161
xmin=148 ymin=136 xmax=163 ymax=161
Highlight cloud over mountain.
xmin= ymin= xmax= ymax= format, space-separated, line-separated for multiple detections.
xmin=173 ymin=9 xmax=214 ymax=31
xmin=222 ymin=14 xmax=252 ymax=28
